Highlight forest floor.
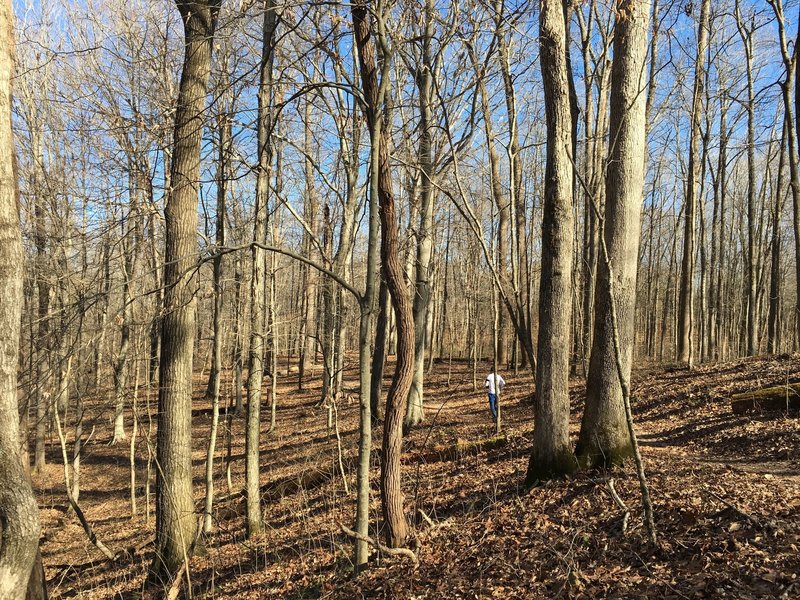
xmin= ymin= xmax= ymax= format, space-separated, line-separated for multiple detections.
xmin=34 ymin=353 xmax=800 ymax=599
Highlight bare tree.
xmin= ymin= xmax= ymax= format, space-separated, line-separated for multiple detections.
xmin=352 ymin=0 xmax=414 ymax=548
xmin=576 ymin=0 xmax=651 ymax=468
xmin=676 ymin=0 xmax=710 ymax=367
xmin=526 ymin=0 xmax=576 ymax=483
xmin=0 ymin=0 xmax=41 ymax=593
xmin=245 ymin=0 xmax=278 ymax=539
xmin=150 ymin=0 xmax=220 ymax=583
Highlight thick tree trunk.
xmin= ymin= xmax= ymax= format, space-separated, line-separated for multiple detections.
xmin=576 ymin=0 xmax=651 ymax=469
xmin=150 ymin=0 xmax=219 ymax=583
xmin=527 ymin=0 xmax=577 ymax=483
xmin=0 ymin=2 xmax=41 ymax=592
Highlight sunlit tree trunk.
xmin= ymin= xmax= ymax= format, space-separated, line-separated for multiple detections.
xmin=676 ymin=0 xmax=710 ymax=367
xmin=150 ymin=0 xmax=219 ymax=583
xmin=577 ymin=0 xmax=651 ymax=469
xmin=245 ymin=0 xmax=278 ymax=539
xmin=0 ymin=1 xmax=41 ymax=591
xmin=526 ymin=0 xmax=576 ymax=483
xmin=352 ymin=0 xmax=414 ymax=548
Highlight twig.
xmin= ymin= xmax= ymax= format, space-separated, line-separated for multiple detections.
xmin=417 ymin=509 xmax=435 ymax=528
xmin=606 ymin=478 xmax=630 ymax=533
xmin=704 ymin=486 xmax=763 ymax=528
xmin=339 ymin=523 xmax=419 ymax=565
xmin=53 ymin=375 xmax=119 ymax=562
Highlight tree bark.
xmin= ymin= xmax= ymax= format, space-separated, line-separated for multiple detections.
xmin=676 ymin=0 xmax=710 ymax=367
xmin=245 ymin=0 xmax=278 ymax=539
xmin=0 ymin=1 xmax=41 ymax=592
xmin=405 ymin=0 xmax=435 ymax=429
xmin=203 ymin=107 xmax=230 ymax=534
xmin=576 ymin=0 xmax=651 ymax=469
xmin=526 ymin=0 xmax=577 ymax=483
xmin=768 ymin=121 xmax=787 ymax=354
xmin=370 ymin=275 xmax=389 ymax=422
xmin=150 ymin=0 xmax=219 ymax=583
xmin=352 ymin=0 xmax=414 ymax=549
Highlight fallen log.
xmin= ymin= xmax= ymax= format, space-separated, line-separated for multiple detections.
xmin=731 ymin=384 xmax=800 ymax=415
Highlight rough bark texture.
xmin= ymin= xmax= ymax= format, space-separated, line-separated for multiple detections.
xmin=577 ymin=0 xmax=651 ymax=469
xmin=352 ymin=0 xmax=414 ymax=548
xmin=526 ymin=0 xmax=577 ymax=483
xmin=150 ymin=0 xmax=219 ymax=583
xmin=0 ymin=1 xmax=42 ymax=594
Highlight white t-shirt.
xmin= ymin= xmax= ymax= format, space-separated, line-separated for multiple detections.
xmin=484 ymin=373 xmax=505 ymax=395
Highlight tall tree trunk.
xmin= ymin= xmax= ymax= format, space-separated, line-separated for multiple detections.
xmin=576 ymin=0 xmax=651 ymax=469
xmin=769 ymin=0 xmax=800 ymax=349
xmin=298 ymin=95 xmax=318 ymax=391
xmin=405 ymin=0 xmax=435 ymax=429
xmin=352 ymin=0 xmax=414 ymax=549
xmin=526 ymin=0 xmax=576 ymax=483
xmin=0 ymin=1 xmax=41 ymax=591
xmin=769 ymin=121 xmax=788 ymax=354
xmin=245 ymin=0 xmax=278 ymax=539
xmin=150 ymin=0 xmax=219 ymax=583
xmin=676 ymin=0 xmax=710 ymax=367
xmin=735 ymin=3 xmax=757 ymax=356
xmin=203 ymin=107 xmax=230 ymax=534
xmin=354 ymin=93 xmax=380 ymax=575
xmin=494 ymin=0 xmax=527 ymax=370
xmin=205 ymin=108 xmax=230 ymax=401
xmin=112 ymin=175 xmax=140 ymax=444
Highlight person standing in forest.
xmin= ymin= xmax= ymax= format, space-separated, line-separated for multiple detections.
xmin=484 ymin=371 xmax=505 ymax=421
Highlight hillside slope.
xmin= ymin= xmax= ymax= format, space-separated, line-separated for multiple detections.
xmin=38 ymin=356 xmax=800 ymax=598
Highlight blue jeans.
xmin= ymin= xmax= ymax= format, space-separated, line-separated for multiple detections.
xmin=488 ymin=393 xmax=497 ymax=420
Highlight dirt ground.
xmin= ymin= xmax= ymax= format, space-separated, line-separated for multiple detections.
xmin=36 ymin=354 xmax=800 ymax=598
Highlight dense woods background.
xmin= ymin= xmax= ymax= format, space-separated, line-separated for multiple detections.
xmin=0 ymin=0 xmax=799 ymax=597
